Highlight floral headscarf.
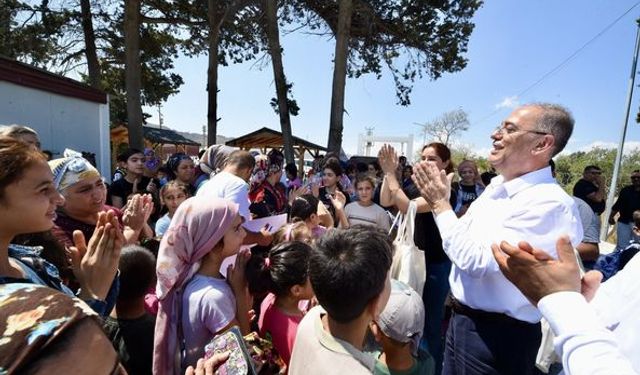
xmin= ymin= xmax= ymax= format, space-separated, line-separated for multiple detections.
xmin=0 ymin=283 xmax=99 ymax=373
xmin=153 ymin=195 xmax=239 ymax=375
xmin=48 ymin=149 xmax=100 ymax=192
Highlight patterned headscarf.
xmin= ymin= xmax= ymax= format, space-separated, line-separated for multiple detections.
xmin=199 ymin=145 xmax=235 ymax=176
xmin=166 ymin=153 xmax=192 ymax=180
xmin=48 ymin=149 xmax=100 ymax=192
xmin=153 ymin=195 xmax=239 ymax=375
xmin=0 ymin=283 xmax=100 ymax=373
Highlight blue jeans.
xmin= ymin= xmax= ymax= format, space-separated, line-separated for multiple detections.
xmin=421 ymin=260 xmax=452 ymax=375
xmin=616 ymin=222 xmax=635 ymax=251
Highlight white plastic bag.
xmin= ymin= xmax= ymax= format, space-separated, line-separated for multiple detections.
xmin=389 ymin=200 xmax=426 ymax=294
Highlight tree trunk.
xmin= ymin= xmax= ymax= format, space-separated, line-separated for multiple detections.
xmin=0 ymin=1 xmax=12 ymax=57
xmin=265 ymin=0 xmax=294 ymax=164
xmin=124 ymin=0 xmax=144 ymax=149
xmin=206 ymin=0 xmax=221 ymax=146
xmin=80 ymin=0 xmax=101 ymax=89
xmin=327 ymin=0 xmax=352 ymax=155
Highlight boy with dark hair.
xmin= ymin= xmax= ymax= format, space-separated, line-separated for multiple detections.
xmin=103 ymin=245 xmax=157 ymax=375
xmin=289 ymin=225 xmax=393 ymax=375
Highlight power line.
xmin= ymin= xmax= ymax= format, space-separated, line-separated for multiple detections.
xmin=473 ymin=1 xmax=640 ymax=126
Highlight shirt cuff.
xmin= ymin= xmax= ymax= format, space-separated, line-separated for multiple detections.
xmin=434 ymin=209 xmax=457 ymax=237
xmin=538 ymin=291 xmax=601 ymax=337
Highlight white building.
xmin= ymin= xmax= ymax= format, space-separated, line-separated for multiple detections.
xmin=0 ymin=57 xmax=111 ymax=178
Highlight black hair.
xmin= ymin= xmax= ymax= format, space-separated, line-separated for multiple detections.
xmin=290 ymin=194 xmax=319 ymax=222
xmin=117 ymin=148 xmax=143 ymax=163
xmin=323 ymin=157 xmax=343 ymax=176
xmin=118 ymin=245 xmax=156 ymax=300
xmin=584 ymin=165 xmax=601 ymax=172
xmin=246 ymin=241 xmax=311 ymax=297
xmin=284 ymin=162 xmax=298 ymax=177
xmin=309 ymin=225 xmax=392 ymax=323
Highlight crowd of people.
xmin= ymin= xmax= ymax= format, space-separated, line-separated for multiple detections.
xmin=0 ymin=102 xmax=638 ymax=375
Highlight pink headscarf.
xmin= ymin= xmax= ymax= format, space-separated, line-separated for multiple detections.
xmin=152 ymin=195 xmax=239 ymax=375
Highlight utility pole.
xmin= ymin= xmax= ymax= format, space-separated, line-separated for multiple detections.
xmin=601 ymin=20 xmax=640 ymax=241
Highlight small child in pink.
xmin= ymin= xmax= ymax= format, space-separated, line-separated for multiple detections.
xmin=248 ymin=241 xmax=314 ymax=366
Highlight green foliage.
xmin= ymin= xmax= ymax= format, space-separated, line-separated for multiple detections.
xmin=289 ymin=0 xmax=483 ymax=105
xmin=555 ymin=147 xmax=640 ymax=196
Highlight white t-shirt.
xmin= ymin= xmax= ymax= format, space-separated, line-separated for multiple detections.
xmin=196 ymin=171 xmax=250 ymax=220
xmin=289 ymin=306 xmax=375 ymax=375
xmin=344 ymin=201 xmax=390 ymax=231
xmin=181 ymin=274 xmax=236 ymax=368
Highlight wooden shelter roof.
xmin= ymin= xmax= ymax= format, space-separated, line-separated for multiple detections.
xmin=225 ymin=127 xmax=326 ymax=152
xmin=111 ymin=125 xmax=200 ymax=146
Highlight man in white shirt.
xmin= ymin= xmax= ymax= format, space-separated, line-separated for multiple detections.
xmin=412 ymin=103 xmax=583 ymax=374
xmin=492 ymin=236 xmax=639 ymax=375
xmin=197 ymin=150 xmax=271 ymax=246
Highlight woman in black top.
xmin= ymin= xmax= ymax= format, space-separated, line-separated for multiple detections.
xmin=379 ymin=142 xmax=456 ymax=375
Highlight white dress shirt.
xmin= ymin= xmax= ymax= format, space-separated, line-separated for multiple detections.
xmin=196 ymin=171 xmax=251 ymax=220
xmin=538 ymin=256 xmax=640 ymax=375
xmin=435 ymin=166 xmax=583 ymax=322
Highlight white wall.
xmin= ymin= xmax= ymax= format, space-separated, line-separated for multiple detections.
xmin=0 ymin=81 xmax=111 ymax=179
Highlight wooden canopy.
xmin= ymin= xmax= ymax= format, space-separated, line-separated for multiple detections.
xmin=226 ymin=127 xmax=326 ymax=176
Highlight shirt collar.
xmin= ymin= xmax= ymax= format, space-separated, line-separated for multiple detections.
xmin=312 ymin=307 xmax=376 ymax=371
xmin=490 ymin=166 xmax=555 ymax=198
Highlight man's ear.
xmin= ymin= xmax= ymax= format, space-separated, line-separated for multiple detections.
xmin=369 ymin=321 xmax=382 ymax=343
xmin=534 ymin=134 xmax=555 ymax=154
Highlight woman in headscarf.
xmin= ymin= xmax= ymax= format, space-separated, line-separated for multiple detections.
xmin=144 ymin=148 xmax=162 ymax=178
xmin=194 ymin=144 xmax=235 ymax=191
xmin=0 ymin=138 xmax=122 ymax=317
xmin=249 ymin=149 xmax=288 ymax=218
xmin=0 ymin=283 xmax=126 ymax=374
xmin=153 ymin=195 xmax=250 ymax=375
xmin=49 ymin=149 xmax=154 ymax=248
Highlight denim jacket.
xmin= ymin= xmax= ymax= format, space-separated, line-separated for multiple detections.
xmin=2 ymin=244 xmax=119 ymax=317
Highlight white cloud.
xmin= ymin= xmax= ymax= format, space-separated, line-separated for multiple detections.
xmin=495 ymin=95 xmax=520 ymax=110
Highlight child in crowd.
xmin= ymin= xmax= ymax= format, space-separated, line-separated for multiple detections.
xmin=290 ymin=194 xmax=328 ymax=239
xmin=246 ymin=241 xmax=314 ymax=366
xmin=370 ymin=280 xmax=435 ymax=375
xmin=454 ymin=160 xmax=485 ymax=217
xmin=155 ymin=180 xmax=191 ymax=237
xmin=153 ymin=196 xmax=250 ymax=374
xmin=272 ymin=221 xmax=313 ymax=245
xmin=110 ymin=148 xmax=159 ymax=208
xmin=103 ymin=245 xmax=157 ymax=375
xmin=343 ymin=175 xmax=390 ymax=231
xmin=289 ymin=226 xmax=393 ymax=375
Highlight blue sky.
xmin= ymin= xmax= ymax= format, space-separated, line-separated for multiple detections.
xmin=144 ymin=0 xmax=640 ymax=159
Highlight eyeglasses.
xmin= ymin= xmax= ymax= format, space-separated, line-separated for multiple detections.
xmin=493 ymin=122 xmax=549 ymax=136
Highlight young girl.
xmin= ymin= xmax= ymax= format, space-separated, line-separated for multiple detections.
xmin=0 ymin=137 xmax=122 ymax=317
xmin=454 ymin=160 xmax=485 ymax=217
xmin=155 ymin=181 xmax=190 ymax=237
xmin=247 ymin=241 xmax=314 ymax=366
xmin=290 ymin=194 xmax=328 ymax=239
xmin=153 ymin=195 xmax=250 ymax=374
xmin=272 ymin=221 xmax=312 ymax=245
xmin=317 ymin=157 xmax=350 ymax=226
xmin=343 ymin=175 xmax=390 ymax=231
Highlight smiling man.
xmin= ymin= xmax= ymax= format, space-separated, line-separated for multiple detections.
xmin=412 ymin=103 xmax=583 ymax=375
